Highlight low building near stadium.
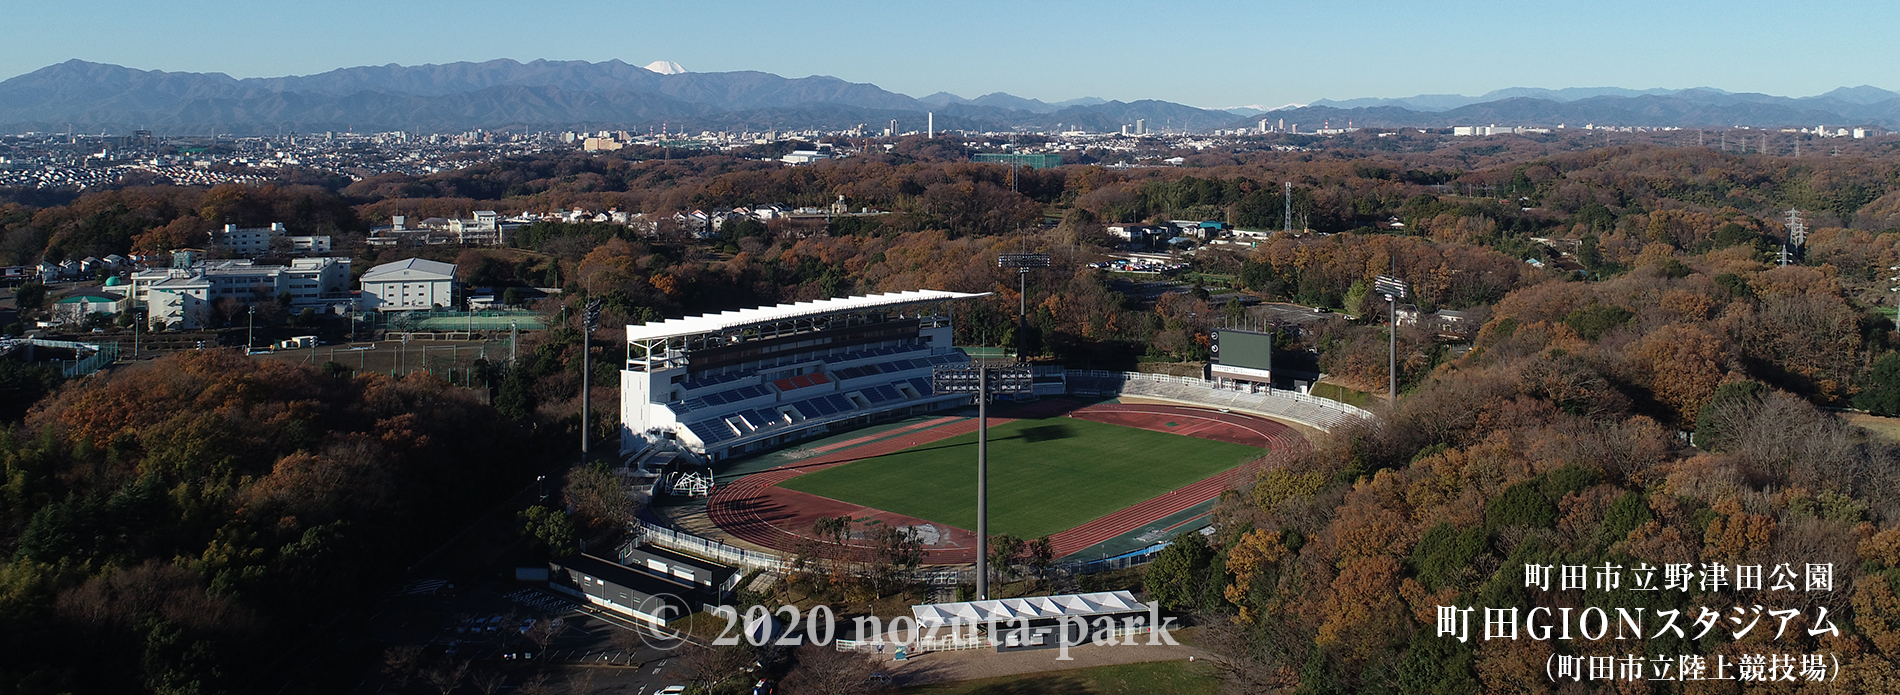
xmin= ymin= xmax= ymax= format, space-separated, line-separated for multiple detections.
xmin=548 ymin=554 xmax=697 ymax=625
xmin=620 ymin=290 xmax=988 ymax=461
xmin=910 ymin=590 xmax=1154 ymax=652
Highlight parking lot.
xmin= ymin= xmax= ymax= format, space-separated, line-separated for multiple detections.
xmin=355 ymin=581 xmax=701 ymax=694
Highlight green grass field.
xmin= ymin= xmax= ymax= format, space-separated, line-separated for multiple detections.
xmin=899 ymin=659 xmax=1223 ymax=695
xmin=777 ymin=416 xmax=1263 ymax=539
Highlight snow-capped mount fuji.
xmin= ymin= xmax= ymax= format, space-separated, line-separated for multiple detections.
xmin=642 ymin=61 xmax=686 ymax=75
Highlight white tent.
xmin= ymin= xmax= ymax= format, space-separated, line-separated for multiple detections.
xmin=910 ymin=590 xmax=1148 ymax=628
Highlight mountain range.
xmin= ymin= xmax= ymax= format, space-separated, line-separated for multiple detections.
xmin=1 ymin=59 xmax=1897 ymax=135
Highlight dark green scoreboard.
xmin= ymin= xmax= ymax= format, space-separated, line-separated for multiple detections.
xmin=1210 ymin=329 xmax=1272 ymax=383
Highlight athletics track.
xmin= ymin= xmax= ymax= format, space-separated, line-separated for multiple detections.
xmin=704 ymin=400 xmax=1309 ymax=564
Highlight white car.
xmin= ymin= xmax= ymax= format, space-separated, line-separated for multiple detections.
xmin=658 ymin=687 xmax=687 ymax=695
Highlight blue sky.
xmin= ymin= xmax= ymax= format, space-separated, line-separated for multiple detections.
xmin=5 ymin=0 xmax=1895 ymax=106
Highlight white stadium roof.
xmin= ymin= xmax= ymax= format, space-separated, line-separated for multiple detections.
xmin=910 ymin=590 xmax=1149 ymax=627
xmin=625 ymin=290 xmax=988 ymax=342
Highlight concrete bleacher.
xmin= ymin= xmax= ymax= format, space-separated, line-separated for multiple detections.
xmin=1065 ymin=370 xmax=1374 ymax=432
xmin=678 ymin=364 xmax=961 ymax=449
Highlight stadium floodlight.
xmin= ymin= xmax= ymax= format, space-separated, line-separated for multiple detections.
xmin=1374 ymin=275 xmax=1407 ymax=403
xmin=997 ymin=253 xmax=1051 ymax=269
xmin=1373 ymin=275 xmax=1407 ymax=300
xmin=934 ymin=362 xmax=1034 ymax=600
xmin=998 ymin=253 xmax=1051 ymax=360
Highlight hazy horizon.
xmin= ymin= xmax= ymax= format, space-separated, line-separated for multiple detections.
xmin=5 ymin=0 xmax=1896 ymax=108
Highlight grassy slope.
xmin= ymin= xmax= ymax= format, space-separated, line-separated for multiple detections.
xmin=778 ymin=417 xmax=1262 ymax=539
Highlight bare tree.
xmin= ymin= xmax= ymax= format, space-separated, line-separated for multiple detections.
xmin=609 ymin=624 xmax=645 ymax=655
xmin=1197 ymin=613 xmax=1300 ymax=694
xmin=1026 ymin=536 xmax=1055 ymax=588
xmin=988 ymin=534 xmax=1024 ymax=585
xmin=469 ymin=668 xmax=507 ymax=695
xmin=677 ymin=641 xmax=756 ymax=693
xmin=778 ymin=643 xmax=889 ymax=695
xmin=518 ymin=673 xmax=555 ymax=695
xmin=568 ymin=668 xmax=598 ymax=695
xmin=526 ymin=617 xmax=567 ymax=656
xmin=424 ymin=656 xmax=470 ymax=695
xmin=868 ymin=524 xmax=923 ymax=596
xmin=382 ymin=644 xmax=425 ymax=690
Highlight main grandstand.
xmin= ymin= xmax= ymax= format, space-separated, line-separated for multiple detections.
xmin=620 ymin=290 xmax=987 ymax=460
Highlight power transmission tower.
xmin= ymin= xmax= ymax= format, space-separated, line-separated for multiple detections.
xmin=1283 ymin=181 xmax=1293 ymax=232
xmin=1780 ymin=209 xmax=1806 ymax=267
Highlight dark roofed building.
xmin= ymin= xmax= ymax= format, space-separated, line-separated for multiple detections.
xmin=621 ymin=545 xmax=739 ymax=599
xmin=549 ymin=554 xmax=696 ymax=626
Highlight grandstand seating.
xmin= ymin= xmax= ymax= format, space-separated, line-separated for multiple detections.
xmin=819 ymin=344 xmax=931 ymax=366
xmin=678 ymin=376 xmax=944 ymax=446
xmin=772 ymin=373 xmax=831 ymax=392
xmin=668 ymin=383 xmax=777 ymax=416
xmin=679 ymin=371 xmax=753 ymax=393
xmin=1066 ymin=370 xmax=1373 ymax=432
xmin=831 ymin=353 xmax=965 ymax=382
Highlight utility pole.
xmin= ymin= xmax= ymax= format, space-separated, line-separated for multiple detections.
xmin=246 ymin=306 xmax=255 ymax=351
xmin=581 ymin=291 xmax=601 ymax=463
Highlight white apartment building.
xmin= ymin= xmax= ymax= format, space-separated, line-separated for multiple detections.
xmin=213 ymin=223 xmax=285 ymax=255
xmin=212 ymin=222 xmax=332 ymax=256
xmin=370 ymin=212 xmax=509 ymax=246
xmin=449 ymin=211 xmax=503 ymax=245
xmin=134 ymin=257 xmax=352 ymax=329
xmin=359 ymin=258 xmax=458 ymax=311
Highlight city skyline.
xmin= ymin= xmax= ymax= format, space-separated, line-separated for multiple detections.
xmin=5 ymin=0 xmax=1897 ymax=109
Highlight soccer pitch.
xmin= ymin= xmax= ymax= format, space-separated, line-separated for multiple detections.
xmin=776 ymin=416 xmax=1265 ymax=539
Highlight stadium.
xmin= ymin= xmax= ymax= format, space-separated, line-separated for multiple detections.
xmin=619 ymin=291 xmax=1371 ymax=564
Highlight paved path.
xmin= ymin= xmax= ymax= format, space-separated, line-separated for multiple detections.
xmin=884 ymin=641 xmax=1210 ymax=686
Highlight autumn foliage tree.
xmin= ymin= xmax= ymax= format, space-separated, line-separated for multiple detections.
xmin=0 ymin=351 xmax=535 ymax=693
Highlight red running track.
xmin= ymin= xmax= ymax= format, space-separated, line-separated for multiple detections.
xmin=705 ymin=402 xmax=1308 ymax=563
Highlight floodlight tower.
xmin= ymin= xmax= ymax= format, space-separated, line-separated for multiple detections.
xmin=933 ymin=361 xmax=1032 ymax=600
xmin=998 ymin=253 xmax=1051 ymax=360
xmin=1374 ymin=275 xmax=1408 ymax=403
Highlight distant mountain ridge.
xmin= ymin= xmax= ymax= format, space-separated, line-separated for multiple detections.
xmin=1258 ymin=86 xmax=1900 ymax=131
xmin=0 ymin=59 xmax=1234 ymax=134
xmin=0 ymin=59 xmax=1896 ymax=134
